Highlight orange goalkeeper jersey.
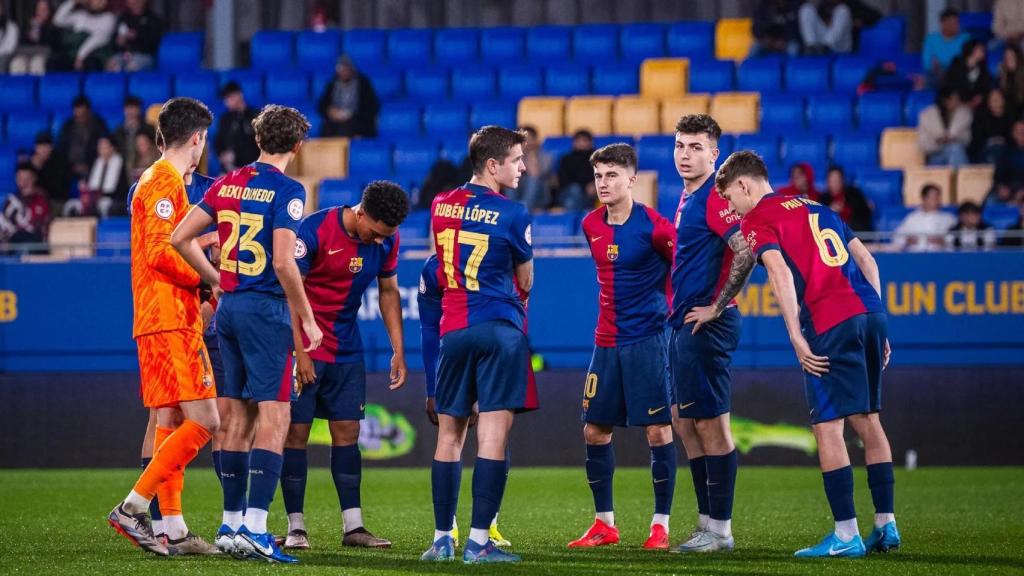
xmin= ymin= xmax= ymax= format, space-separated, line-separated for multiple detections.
xmin=131 ymin=159 xmax=202 ymax=338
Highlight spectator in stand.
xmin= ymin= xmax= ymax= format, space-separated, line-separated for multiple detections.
xmin=50 ymin=0 xmax=117 ymax=71
xmin=555 ymin=130 xmax=596 ymax=211
xmin=57 ymin=96 xmax=109 ymax=183
xmin=993 ymin=0 xmax=1024 ymax=51
xmin=946 ymin=201 xmax=996 ymax=251
xmin=0 ymin=3 xmax=19 ymax=73
xmin=215 ymin=81 xmax=259 ymax=173
xmin=798 ymin=0 xmax=852 ymax=55
xmin=923 ymin=8 xmax=970 ymax=87
xmin=74 ymin=135 xmax=127 ymax=217
xmin=9 ymin=0 xmax=58 ymax=75
xmin=998 ymin=202 xmax=1024 ymax=247
xmin=753 ymin=0 xmax=801 ymax=55
xmin=918 ymin=87 xmax=972 ymax=167
xmin=418 ymin=157 xmax=461 ymax=210
xmin=511 ymin=125 xmax=552 ymax=210
xmin=893 ymin=184 xmax=956 ymax=252
xmin=318 ymin=55 xmax=380 ymax=138
xmin=970 ymin=89 xmax=1014 ymax=164
xmin=111 ymin=95 xmax=154 ymax=172
xmin=106 ymin=0 xmax=163 ymax=72
xmin=943 ymin=40 xmax=992 ymax=109
xmin=129 ymin=130 xmax=159 ymax=182
xmin=777 ymin=162 xmax=821 ymax=201
xmin=997 ymin=45 xmax=1024 ymax=111
xmin=990 ymin=120 xmax=1024 ymax=207
xmin=1 ymin=164 xmax=52 ymax=247
xmin=820 ymin=166 xmax=873 ymax=232
xmin=846 ymin=0 xmax=882 ymax=50
xmin=25 ymin=132 xmax=70 ymax=211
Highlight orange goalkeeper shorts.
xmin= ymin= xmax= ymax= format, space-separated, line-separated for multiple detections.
xmin=137 ymin=329 xmax=216 ymax=408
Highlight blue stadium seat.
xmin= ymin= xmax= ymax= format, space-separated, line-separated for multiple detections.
xmin=831 ymin=55 xmax=875 ymax=94
xmin=657 ymin=185 xmax=679 ymax=220
xmin=378 ymin=102 xmax=421 ymax=135
xmin=766 ymin=162 xmax=791 ymax=188
xmin=5 ymin=111 xmax=50 ymax=151
xmin=984 ymin=205 xmax=1020 ymax=230
xmin=592 ymin=65 xmax=637 ymax=95
xmin=399 ymin=210 xmax=432 ymax=242
xmin=499 ymin=65 xmax=543 ymax=99
xmin=858 ymin=91 xmax=904 ymax=130
xmin=404 ymin=67 xmax=449 ymax=101
xmin=736 ymin=134 xmax=781 ymax=166
xmin=84 ymin=73 xmax=127 ymax=110
xmin=388 ymin=28 xmax=433 ymax=66
xmin=782 ymin=134 xmax=828 ymax=168
xmin=594 ymin=135 xmax=634 ymax=149
xmin=716 ymin=134 xmax=735 ymax=159
xmin=482 ymin=27 xmax=525 ymax=63
xmin=220 ymin=70 xmax=265 ymax=107
xmin=573 ymin=24 xmax=618 ymax=62
xmin=858 ymin=16 xmax=904 ymax=59
xmin=637 ymin=135 xmax=677 ymax=176
xmin=666 ymin=21 xmax=713 ymax=59
xmin=831 ymin=132 xmax=879 ymax=172
xmin=904 ymin=90 xmax=935 ymax=125
xmin=545 ymin=63 xmax=589 ymax=96
xmin=889 ymin=52 xmax=921 ymax=75
xmin=435 ymin=28 xmax=479 ymax=65
xmin=96 ymin=217 xmax=131 ymax=256
xmin=785 ymin=57 xmax=830 ymax=93
xmin=760 ymin=93 xmax=805 ymax=133
xmin=451 ymin=66 xmax=496 ymax=102
xmin=620 ymin=23 xmax=664 ymax=62
xmin=348 ymin=140 xmax=393 ymax=180
xmin=174 ymin=72 xmax=218 ymax=105
xmin=345 ymin=29 xmax=387 ymax=67
xmin=128 ymin=72 xmax=171 ymax=107
xmin=807 ymin=94 xmax=854 ymax=133
xmin=38 ymin=73 xmax=82 ymax=112
xmin=159 ymin=32 xmax=203 ymax=71
xmin=532 ymin=212 xmax=580 ymax=242
xmin=250 ymin=30 xmax=294 ymax=70
xmin=264 ymin=71 xmax=310 ymax=106
xmin=960 ymin=12 xmax=994 ymax=44
xmin=0 ymin=76 xmax=37 ymax=113
xmin=423 ymin=102 xmax=468 ymax=137
xmin=393 ymin=141 xmax=438 ymax=183
xmin=689 ymin=59 xmax=734 ymax=93
xmin=541 ymin=136 xmax=573 ymax=161
xmin=318 ymin=178 xmax=364 ymax=208
xmin=95 ymin=106 xmax=122 ymax=128
xmin=439 ymin=136 xmax=469 ymax=165
xmin=855 ymin=169 xmax=903 ymax=207
xmin=874 ymin=205 xmax=911 ymax=232
xmin=364 ymin=68 xmax=403 ymax=101
xmin=738 ymin=56 xmax=783 ymax=93
xmin=527 ymin=26 xmax=571 ymax=62
xmin=296 ymin=30 xmax=341 ymax=72
xmin=470 ymin=100 xmax=517 ymax=130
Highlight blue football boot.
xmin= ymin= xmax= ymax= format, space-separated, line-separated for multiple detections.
xmin=794 ymin=532 xmax=866 ymax=558
xmin=463 ymin=539 xmax=521 ymax=564
xmin=864 ymin=521 xmax=901 ymax=553
xmin=232 ymin=525 xmax=299 ymax=564
xmin=420 ymin=535 xmax=456 ymax=561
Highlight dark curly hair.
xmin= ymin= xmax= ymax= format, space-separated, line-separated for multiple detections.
xmin=715 ymin=150 xmax=768 ymax=191
xmin=361 ymin=180 xmax=410 ymax=227
xmin=589 ymin=143 xmax=636 ymax=170
xmin=252 ymin=105 xmax=311 ymax=155
xmin=469 ymin=125 xmax=527 ymax=174
xmin=675 ymin=113 xmax=722 ymax=144
xmin=158 ymin=97 xmax=213 ymax=149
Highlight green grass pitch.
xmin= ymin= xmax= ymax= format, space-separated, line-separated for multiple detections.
xmin=2 ymin=467 xmax=1022 ymax=575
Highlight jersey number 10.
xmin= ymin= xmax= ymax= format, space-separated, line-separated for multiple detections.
xmin=436 ymin=229 xmax=490 ymax=291
xmin=808 ymin=213 xmax=849 ymax=267
xmin=219 ymin=211 xmax=267 ymax=276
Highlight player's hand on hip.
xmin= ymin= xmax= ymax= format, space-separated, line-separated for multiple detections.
xmin=294 ymin=350 xmax=316 ymax=392
xmin=792 ymin=336 xmax=829 ymax=376
xmin=389 ymin=353 xmax=407 ymax=390
xmin=883 ymin=339 xmax=892 ymax=370
xmin=211 ymin=283 xmax=224 ymax=301
xmin=302 ymin=317 xmax=323 ymax=352
xmin=684 ymin=305 xmax=720 ymax=335
xmin=425 ymin=397 xmax=439 ymax=426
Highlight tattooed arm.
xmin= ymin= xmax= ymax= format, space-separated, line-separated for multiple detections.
xmin=683 ymin=231 xmax=755 ymax=334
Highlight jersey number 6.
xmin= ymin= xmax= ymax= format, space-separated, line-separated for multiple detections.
xmin=436 ymin=229 xmax=490 ymax=291
xmin=808 ymin=213 xmax=849 ymax=268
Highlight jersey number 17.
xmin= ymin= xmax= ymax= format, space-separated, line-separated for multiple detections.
xmin=437 ymin=229 xmax=490 ymax=291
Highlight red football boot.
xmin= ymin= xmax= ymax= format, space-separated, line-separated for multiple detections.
xmin=567 ymin=519 xmax=620 ymax=548
xmin=643 ymin=523 xmax=670 ymax=550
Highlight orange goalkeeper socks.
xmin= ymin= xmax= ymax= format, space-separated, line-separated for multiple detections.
xmin=154 ymin=425 xmax=185 ymax=516
xmin=132 ymin=419 xmax=211 ymax=502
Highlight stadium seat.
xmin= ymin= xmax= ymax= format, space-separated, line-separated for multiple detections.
xmin=84 ymin=73 xmax=126 ymax=111
xmin=737 ymin=134 xmax=781 ymax=166
xmin=573 ymin=24 xmax=618 ymax=63
xmin=434 ymin=28 xmax=479 ymax=65
xmin=592 ymin=65 xmax=638 ymax=95
xmin=347 ymin=140 xmax=393 ymax=180
xmin=715 ymin=18 xmax=754 ymax=60
xmin=517 ymin=97 xmax=565 ymax=140
xmin=364 ymin=68 xmax=403 ymax=101
xmin=960 ymin=12 xmax=994 ymax=44
xmin=785 ymin=57 xmax=830 ymax=93
xmin=541 ymin=135 xmax=573 ymax=160
xmin=527 ymin=26 xmax=571 ymax=62
xmin=858 ymin=91 xmax=904 ymax=130
xmin=566 ymin=96 xmax=613 ymax=136
xmin=345 ymin=29 xmax=387 ymax=67
xmin=399 ymin=209 xmax=431 ymax=242
xmin=482 ymin=27 xmax=525 ymax=62
xmin=38 ymin=73 xmax=82 ymax=113
xmin=637 ymin=135 xmax=677 ymax=176
xmin=159 ymin=32 xmax=203 ymax=71
xmin=451 ymin=66 xmax=496 ymax=102
xmin=955 ymin=164 xmax=995 ymax=205
xmin=620 ymin=23 xmax=665 ymax=62
xmin=404 ymin=67 xmax=449 ymax=101
xmin=807 ymin=94 xmax=854 ymax=133
xmin=439 ymin=136 xmax=469 ymax=165
xmin=95 ymin=216 xmax=131 ymax=257
xmin=613 ymin=96 xmax=659 ymax=137
xmin=760 ymin=93 xmax=805 ymax=133
xmin=423 ymin=102 xmax=469 ymax=137
xmin=219 ymin=69 xmax=265 ymax=107
xmin=531 ymin=212 xmax=579 ymax=240
xmin=874 ymin=205 xmax=911 ymax=232
xmin=903 ymin=166 xmax=953 ymax=206
xmin=318 ymin=178 xmax=364 ymax=208
xmin=0 ymin=145 xmax=14 ymax=188
xmin=632 ymin=170 xmax=658 ymax=208
xmin=296 ymin=30 xmax=341 ymax=72
xmin=859 ymin=16 xmax=904 ymax=58
xmin=855 ymin=169 xmax=903 ymax=207
xmin=128 ymin=72 xmax=171 ymax=107
xmin=50 ymin=216 xmax=97 ymax=259
xmin=738 ymin=56 xmax=783 ymax=93
xmin=545 ymin=63 xmax=590 ymax=97
xmin=388 ymin=28 xmax=433 ymax=66
xmin=6 ymin=111 xmax=50 ymax=150
xmin=174 ymin=72 xmax=219 ymax=105
xmin=880 ymin=127 xmax=922 ymax=169
xmin=718 ymin=134 xmax=735 ymax=158
xmin=666 ymin=21 xmax=713 ymax=59
xmin=831 ymin=132 xmax=879 ymax=172
xmin=710 ymin=93 xmax=759 ymax=134
xmin=593 ymin=135 xmax=634 ymax=149
xmin=781 ymin=134 xmax=828 ymax=168
xmin=984 ymin=205 xmax=1019 ymax=230
xmin=470 ymin=100 xmax=517 ymax=131
xmin=831 ymin=55 xmax=875 ymax=94
xmin=688 ymin=59 xmax=734 ymax=93
xmin=264 ymin=71 xmax=310 ymax=106
xmin=378 ymin=102 xmax=422 ymax=135
xmin=295 ymin=138 xmax=348 ymax=179
xmin=393 ymin=141 xmax=438 ymax=184
xmin=499 ymin=65 xmax=543 ymax=99
xmin=904 ymin=90 xmax=935 ymax=125
xmin=640 ymin=58 xmax=688 ymax=99
xmin=290 ymin=176 xmax=319 ymax=213
xmin=660 ymin=94 xmax=710 ymax=132
xmin=250 ymin=30 xmax=294 ymax=70
xmin=0 ymin=76 xmax=36 ymax=113
xmin=94 ymin=106 xmax=122 ymax=128
xmin=657 ymin=184 xmax=679 ymax=219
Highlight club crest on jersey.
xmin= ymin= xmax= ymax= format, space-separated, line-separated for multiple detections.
xmin=606 ymin=244 xmax=619 ymax=261
xmin=349 ymin=257 xmax=364 ymax=273
xmin=155 ymin=198 xmax=173 ymax=220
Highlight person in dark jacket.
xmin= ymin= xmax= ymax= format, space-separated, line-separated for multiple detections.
xmin=214 ymin=81 xmax=259 ymax=173
xmin=57 ymin=95 xmax=108 ymax=180
xmin=820 ymin=166 xmax=873 ymax=232
xmin=555 ymin=130 xmax=596 ymax=210
xmin=943 ymin=39 xmax=993 ymax=109
xmin=970 ymin=88 xmax=1014 ymax=163
xmin=105 ymin=0 xmax=163 ymax=71
xmin=318 ymin=55 xmax=380 ymax=138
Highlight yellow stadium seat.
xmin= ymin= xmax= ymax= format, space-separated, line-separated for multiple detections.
xmin=640 ymin=58 xmax=689 ymax=99
xmin=880 ymin=127 xmax=923 ymax=170
xmin=292 ymin=176 xmax=320 ymax=213
xmin=295 ymin=137 xmax=349 ymax=179
xmin=954 ymin=164 xmax=995 ymax=205
xmin=633 ymin=170 xmax=659 ymax=208
xmin=716 ymin=18 xmax=754 ymax=61
xmin=660 ymin=94 xmax=710 ymax=133
xmin=903 ymin=167 xmax=954 ymax=207
xmin=612 ymin=96 xmax=660 ymax=137
xmin=49 ymin=217 xmax=97 ymax=259
xmin=517 ymin=97 xmax=566 ymax=141
xmin=709 ymin=92 xmax=760 ymax=134
xmin=145 ymin=103 xmax=161 ymax=127
xmin=566 ymin=96 xmax=614 ymax=136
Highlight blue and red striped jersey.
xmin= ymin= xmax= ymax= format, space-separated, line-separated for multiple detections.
xmin=295 ymin=206 xmax=400 ymax=363
xmin=582 ymin=202 xmax=675 ymax=347
xmin=741 ymin=194 xmax=884 ymax=337
xmin=418 ymin=255 xmax=442 ymax=398
xmin=430 ymin=182 xmax=533 ymax=337
xmin=670 ymin=173 xmax=742 ymax=328
xmin=198 ymin=162 xmax=306 ymax=296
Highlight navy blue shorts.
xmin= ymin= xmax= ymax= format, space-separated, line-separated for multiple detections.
xmin=216 ymin=291 xmax=294 ymax=403
xmin=581 ymin=331 xmax=673 ymax=427
xmin=204 ymin=333 xmax=225 ymax=397
xmin=291 ymin=361 xmax=366 ymax=423
xmin=436 ymin=320 xmax=529 ymax=418
xmin=670 ymin=306 xmax=741 ymax=419
xmin=805 ymin=312 xmax=887 ymax=424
